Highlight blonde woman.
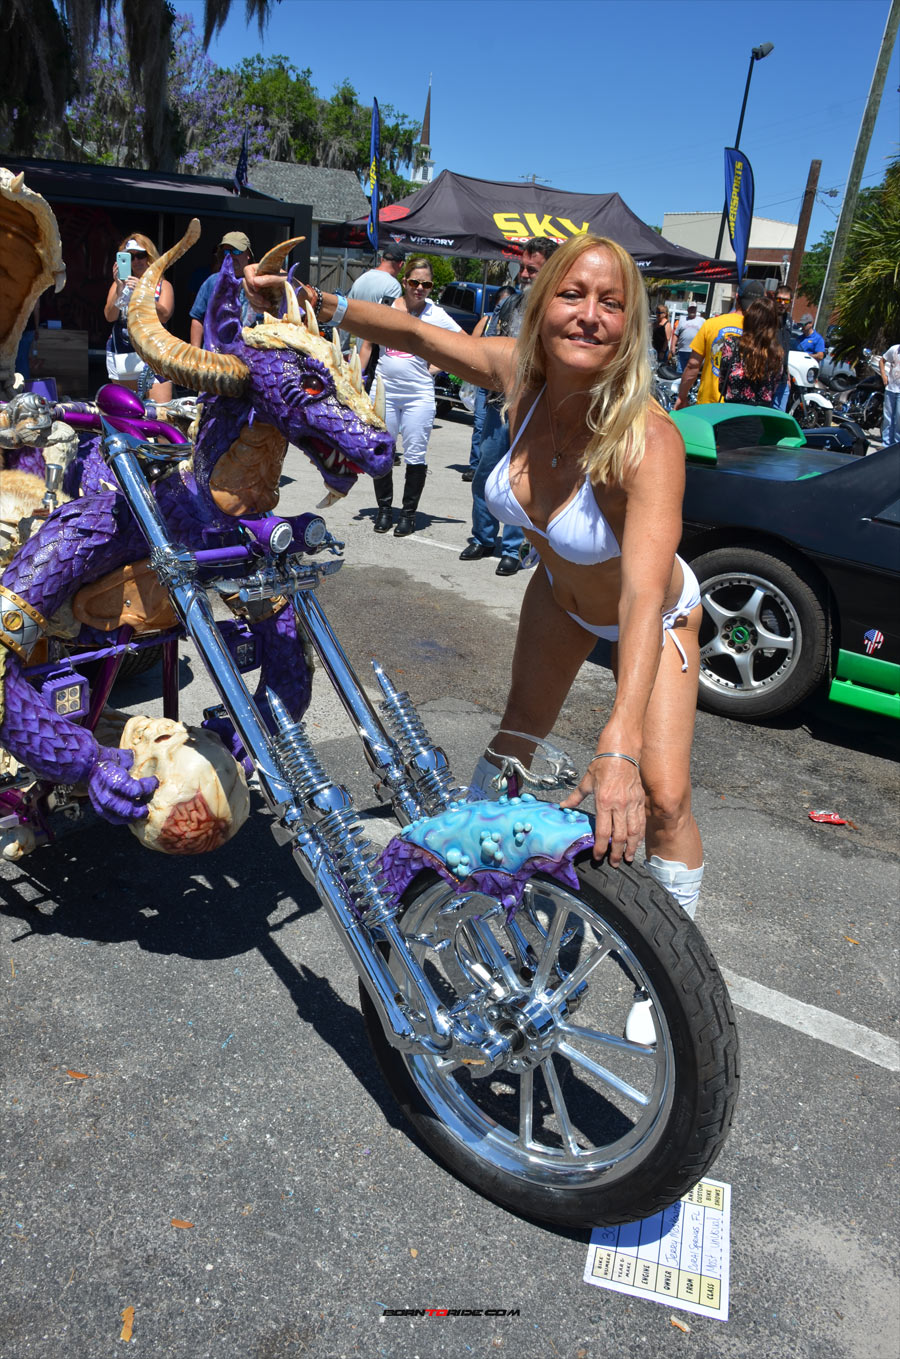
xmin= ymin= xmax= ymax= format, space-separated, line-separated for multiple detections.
xmin=246 ymin=235 xmax=704 ymax=918
xmin=103 ymin=232 xmax=174 ymax=401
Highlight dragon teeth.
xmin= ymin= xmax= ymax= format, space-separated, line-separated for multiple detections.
xmin=304 ymin=299 xmax=320 ymax=337
xmin=283 ymin=282 xmax=302 ymax=325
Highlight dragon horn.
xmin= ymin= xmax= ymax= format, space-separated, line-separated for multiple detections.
xmin=331 ymin=330 xmax=343 ymax=369
xmin=10 ymin=172 xmax=24 ymax=193
xmin=256 ymin=236 xmax=306 ymax=276
xmin=128 ymin=218 xmax=249 ymax=397
xmin=349 ymin=349 xmax=363 ymax=393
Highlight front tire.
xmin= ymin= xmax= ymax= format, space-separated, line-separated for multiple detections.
xmin=789 ymin=396 xmax=831 ymax=428
xmin=690 ymin=544 xmax=830 ymax=718
xmin=360 ymin=858 xmax=739 ymax=1227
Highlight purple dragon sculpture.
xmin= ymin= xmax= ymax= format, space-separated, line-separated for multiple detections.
xmin=0 ymin=219 xmax=393 ymax=824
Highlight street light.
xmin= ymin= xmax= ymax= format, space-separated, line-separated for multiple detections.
xmin=711 ymin=41 xmax=775 ymax=276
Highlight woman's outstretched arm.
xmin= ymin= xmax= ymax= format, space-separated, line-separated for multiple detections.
xmin=244 ymin=267 xmax=515 ymax=394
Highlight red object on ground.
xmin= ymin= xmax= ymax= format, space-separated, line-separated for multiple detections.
xmin=809 ymin=809 xmax=858 ymax=829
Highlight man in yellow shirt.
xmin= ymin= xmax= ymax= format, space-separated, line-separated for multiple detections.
xmin=674 ymin=279 xmax=765 ymax=407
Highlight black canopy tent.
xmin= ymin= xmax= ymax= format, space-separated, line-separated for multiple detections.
xmin=320 ymin=170 xmax=735 ymax=281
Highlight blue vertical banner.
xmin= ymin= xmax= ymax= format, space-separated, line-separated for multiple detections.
xmin=366 ymin=98 xmax=381 ymax=252
xmin=723 ymin=147 xmax=755 ymax=281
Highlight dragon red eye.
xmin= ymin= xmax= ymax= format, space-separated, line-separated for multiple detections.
xmin=303 ymin=376 xmax=325 ymax=396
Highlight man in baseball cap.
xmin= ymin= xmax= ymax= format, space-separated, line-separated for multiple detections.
xmin=219 ymin=230 xmax=253 ymax=257
xmin=341 ymin=243 xmax=408 ymax=373
xmin=190 ymin=229 xmax=256 ymax=346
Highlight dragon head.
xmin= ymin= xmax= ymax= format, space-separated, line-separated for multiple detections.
xmin=128 ymin=220 xmax=394 ymax=492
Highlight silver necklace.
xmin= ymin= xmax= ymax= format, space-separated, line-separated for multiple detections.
xmin=548 ymin=406 xmax=586 ymax=468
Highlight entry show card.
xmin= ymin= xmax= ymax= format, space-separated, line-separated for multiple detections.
xmin=583 ymin=1178 xmax=731 ymax=1321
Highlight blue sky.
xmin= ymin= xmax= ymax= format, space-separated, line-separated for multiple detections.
xmin=181 ymin=0 xmax=899 ymax=249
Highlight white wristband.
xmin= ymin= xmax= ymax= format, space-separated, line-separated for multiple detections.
xmin=330 ymin=292 xmax=348 ymax=327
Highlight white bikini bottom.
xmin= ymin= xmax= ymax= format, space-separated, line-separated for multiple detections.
xmin=547 ymin=554 xmax=701 ymax=673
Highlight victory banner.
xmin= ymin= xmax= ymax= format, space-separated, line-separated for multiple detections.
xmin=724 ymin=148 xmax=755 ymax=282
xmin=366 ymin=98 xmax=380 ymax=253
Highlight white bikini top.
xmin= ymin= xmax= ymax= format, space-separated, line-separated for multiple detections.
xmin=484 ymin=387 xmax=621 ymax=567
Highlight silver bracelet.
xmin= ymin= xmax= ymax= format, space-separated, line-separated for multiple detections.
xmin=330 ymin=291 xmax=348 ymax=327
xmin=588 ymin=751 xmax=641 ymax=772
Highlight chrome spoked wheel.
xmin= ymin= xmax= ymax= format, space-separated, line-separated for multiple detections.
xmin=400 ymin=877 xmax=674 ymax=1184
xmin=360 ymin=859 xmax=739 ymax=1226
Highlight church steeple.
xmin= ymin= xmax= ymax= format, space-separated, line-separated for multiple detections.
xmin=411 ymin=77 xmax=434 ymax=186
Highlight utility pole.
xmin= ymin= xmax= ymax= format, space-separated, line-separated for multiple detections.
xmin=786 ymin=159 xmax=822 ymax=298
xmin=814 ymin=0 xmax=900 ymax=334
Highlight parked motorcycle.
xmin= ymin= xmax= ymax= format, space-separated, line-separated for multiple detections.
xmin=0 ymin=192 xmax=738 ymax=1228
xmin=0 ymin=413 xmax=739 ymax=1228
xmin=653 ymin=360 xmax=682 ymax=411
xmin=787 ymin=351 xmax=833 ymax=428
xmin=830 ymin=350 xmax=884 ymax=435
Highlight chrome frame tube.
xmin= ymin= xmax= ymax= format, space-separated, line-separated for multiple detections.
xmin=103 ymin=432 xmax=470 ymax=1058
xmin=291 ymin=590 xmax=423 ymax=825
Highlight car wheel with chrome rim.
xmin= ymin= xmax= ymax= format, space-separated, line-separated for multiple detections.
xmin=690 ymin=544 xmax=830 ymax=718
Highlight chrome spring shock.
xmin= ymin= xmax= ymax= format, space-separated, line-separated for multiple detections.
xmin=372 ymin=661 xmax=464 ymax=815
xmin=266 ymin=690 xmax=398 ymax=927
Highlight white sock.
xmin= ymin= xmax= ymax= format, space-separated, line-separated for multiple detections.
xmin=645 ymin=856 xmax=705 ymax=920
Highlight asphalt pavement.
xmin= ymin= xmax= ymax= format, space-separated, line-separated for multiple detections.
xmin=1 ymin=412 xmax=898 ymax=1358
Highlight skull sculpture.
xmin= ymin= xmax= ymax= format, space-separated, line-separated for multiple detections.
xmin=120 ymin=715 xmax=250 ymax=855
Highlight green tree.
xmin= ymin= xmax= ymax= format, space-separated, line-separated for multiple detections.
xmin=0 ymin=0 xmax=76 ymax=154
xmin=833 ymin=159 xmax=900 ymax=357
xmin=30 ymin=11 xmax=264 ymax=175
xmin=237 ymin=56 xmax=420 ymax=202
xmin=0 ymin=0 xmax=276 ymax=170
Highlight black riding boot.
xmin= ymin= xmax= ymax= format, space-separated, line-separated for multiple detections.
xmin=372 ymin=473 xmax=393 ymax=533
xmin=394 ymin=464 xmax=427 ymax=537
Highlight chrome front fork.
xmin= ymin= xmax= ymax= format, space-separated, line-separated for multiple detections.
xmin=104 ymin=430 xmax=503 ymax=1064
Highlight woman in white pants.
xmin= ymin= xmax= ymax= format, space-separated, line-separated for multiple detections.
xmin=361 ymin=258 xmax=461 ymax=536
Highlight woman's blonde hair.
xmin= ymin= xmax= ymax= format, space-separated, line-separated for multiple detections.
xmin=117 ymin=232 xmax=159 ymax=262
xmin=510 ymin=234 xmax=664 ymax=486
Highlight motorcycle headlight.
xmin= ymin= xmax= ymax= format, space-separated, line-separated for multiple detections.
xmin=807 ymin=366 xmax=818 ymax=384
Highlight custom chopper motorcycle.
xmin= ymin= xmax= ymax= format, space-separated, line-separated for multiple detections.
xmin=0 ymin=170 xmax=738 ymax=1228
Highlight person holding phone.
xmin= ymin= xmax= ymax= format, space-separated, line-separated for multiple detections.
xmin=103 ymin=233 xmax=174 ymax=401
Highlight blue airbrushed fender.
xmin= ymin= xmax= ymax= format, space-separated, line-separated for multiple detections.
xmin=379 ymin=794 xmax=595 ymax=912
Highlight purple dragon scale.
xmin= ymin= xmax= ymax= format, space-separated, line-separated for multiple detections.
xmin=0 ymin=245 xmax=394 ymax=825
